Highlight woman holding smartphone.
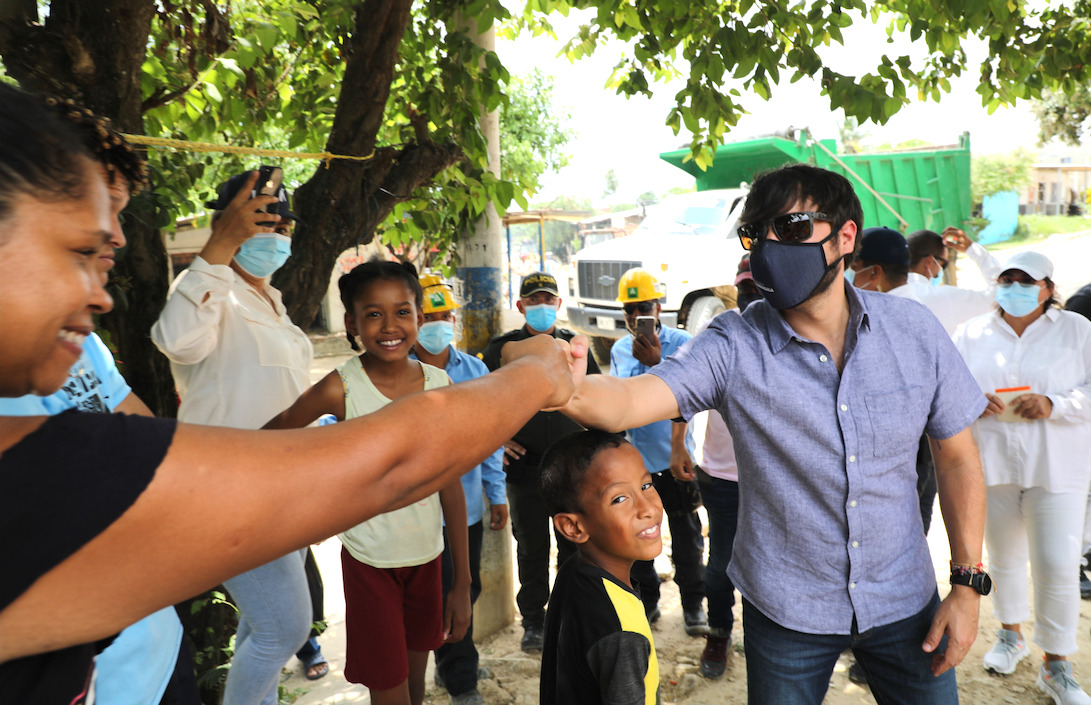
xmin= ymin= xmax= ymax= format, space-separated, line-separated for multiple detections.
xmin=151 ymin=170 xmax=315 ymax=705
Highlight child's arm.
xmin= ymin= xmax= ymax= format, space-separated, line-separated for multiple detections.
xmin=439 ymin=480 xmax=472 ymax=643
xmin=263 ymin=370 xmax=346 ymax=429
xmin=588 ymin=631 xmax=658 ymax=704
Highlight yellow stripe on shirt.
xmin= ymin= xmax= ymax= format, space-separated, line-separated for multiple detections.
xmin=602 ymin=578 xmax=659 ymax=705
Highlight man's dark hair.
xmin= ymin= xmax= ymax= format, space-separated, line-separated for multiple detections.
xmin=856 ymin=259 xmax=910 ymax=287
xmin=540 ymin=430 xmax=627 ymax=516
xmin=906 ymin=230 xmax=945 ymax=267
xmin=0 ymin=84 xmax=92 ymax=222
xmin=741 ymin=164 xmax=864 ymax=262
xmin=41 ymin=96 xmax=148 ymax=194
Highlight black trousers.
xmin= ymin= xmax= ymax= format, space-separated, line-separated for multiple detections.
xmin=506 ymin=481 xmax=578 ymax=628
xmin=157 ymin=636 xmax=200 ymax=705
xmin=630 ymin=470 xmax=706 ymax=613
xmin=294 ymin=546 xmax=326 ymax=664
xmin=437 ymin=521 xmax=484 ymax=697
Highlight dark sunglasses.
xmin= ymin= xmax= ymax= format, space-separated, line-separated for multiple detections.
xmin=998 ymin=274 xmax=1039 ymax=286
xmin=622 ymin=301 xmax=656 ymax=315
xmin=737 ymin=211 xmax=830 ymax=251
xmin=933 ymin=254 xmax=949 ymax=269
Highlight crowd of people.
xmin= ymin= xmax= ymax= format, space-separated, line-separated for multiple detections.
xmin=2 ymin=80 xmax=1091 ymax=705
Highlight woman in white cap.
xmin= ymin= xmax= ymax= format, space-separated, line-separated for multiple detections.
xmin=954 ymin=251 xmax=1091 ymax=704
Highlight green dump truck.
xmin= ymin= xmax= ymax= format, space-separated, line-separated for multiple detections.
xmin=661 ymin=129 xmax=972 ymax=234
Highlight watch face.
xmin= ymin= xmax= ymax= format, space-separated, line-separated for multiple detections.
xmin=952 ymin=570 xmax=993 ymax=595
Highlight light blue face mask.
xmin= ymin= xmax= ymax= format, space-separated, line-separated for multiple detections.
xmin=524 ymin=303 xmax=558 ymax=332
xmin=234 ymin=233 xmax=292 ymax=278
xmin=846 ymin=264 xmax=879 ymax=289
xmin=417 ymin=320 xmax=454 ymax=355
xmin=929 ymin=256 xmax=946 ymax=288
xmin=996 ymin=281 xmax=1041 ymax=317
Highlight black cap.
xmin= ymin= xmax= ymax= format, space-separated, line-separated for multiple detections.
xmin=858 ymin=227 xmax=909 ymax=266
xmin=519 ymin=271 xmax=559 ymax=297
xmin=205 ymin=171 xmax=301 ymax=222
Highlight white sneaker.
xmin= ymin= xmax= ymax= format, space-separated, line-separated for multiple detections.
xmin=1038 ymin=660 xmax=1091 ymax=705
xmin=983 ymin=628 xmax=1029 ymax=675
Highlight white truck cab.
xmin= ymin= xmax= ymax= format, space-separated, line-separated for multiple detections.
xmin=566 ymin=188 xmax=750 ymax=361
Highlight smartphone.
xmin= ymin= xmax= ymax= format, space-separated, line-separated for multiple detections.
xmin=253 ymin=165 xmax=283 ymax=224
xmin=636 ymin=316 xmax=656 ymax=341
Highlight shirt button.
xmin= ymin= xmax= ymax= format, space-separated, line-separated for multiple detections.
xmin=849 ymin=582 xmax=856 ymax=589
xmin=848 ymin=455 xmax=856 ymax=463
xmin=851 ymin=540 xmax=859 ymax=548
xmin=819 ymin=354 xmax=828 ymax=362
xmin=840 ymin=404 xmax=848 ymax=411
xmin=849 ymin=500 xmax=858 ymax=508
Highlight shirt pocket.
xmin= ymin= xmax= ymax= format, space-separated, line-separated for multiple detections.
xmin=864 ymin=386 xmax=924 ymax=459
xmin=241 ymin=312 xmax=308 ymax=371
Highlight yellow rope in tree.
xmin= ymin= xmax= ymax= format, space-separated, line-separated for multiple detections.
xmin=120 ymin=134 xmax=375 ymax=168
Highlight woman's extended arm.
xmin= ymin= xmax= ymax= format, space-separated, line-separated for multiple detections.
xmin=0 ymin=336 xmax=573 ymax=663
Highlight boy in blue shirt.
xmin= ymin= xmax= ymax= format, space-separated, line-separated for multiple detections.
xmin=539 ymin=430 xmax=664 ymax=705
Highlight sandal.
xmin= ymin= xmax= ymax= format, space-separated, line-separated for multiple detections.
xmin=298 ymin=640 xmax=330 ymax=681
xmin=305 ymin=658 xmax=329 ymax=681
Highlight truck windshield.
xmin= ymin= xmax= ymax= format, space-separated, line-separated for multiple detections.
xmin=638 ymin=196 xmax=733 ymax=234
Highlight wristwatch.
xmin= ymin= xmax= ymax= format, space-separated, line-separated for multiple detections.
xmin=950 ymin=566 xmax=993 ymax=595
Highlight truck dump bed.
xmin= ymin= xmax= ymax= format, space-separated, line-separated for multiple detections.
xmin=659 ymin=130 xmax=971 ymax=234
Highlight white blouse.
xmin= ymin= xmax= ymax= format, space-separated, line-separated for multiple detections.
xmin=151 ymin=256 xmax=313 ymax=429
xmin=954 ymin=307 xmax=1091 ymax=493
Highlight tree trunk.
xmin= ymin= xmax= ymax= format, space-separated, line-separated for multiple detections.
xmin=273 ymin=0 xmax=463 ymax=326
xmin=2 ymin=0 xmax=463 ymax=408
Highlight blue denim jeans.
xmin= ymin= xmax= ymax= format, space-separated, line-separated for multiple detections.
xmin=742 ymin=592 xmax=957 ymax=705
xmin=697 ymin=468 xmax=738 ymax=633
xmin=223 ymin=549 xmax=312 ymax=705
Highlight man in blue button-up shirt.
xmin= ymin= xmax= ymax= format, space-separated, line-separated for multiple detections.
xmin=542 ymin=165 xmax=988 ymax=704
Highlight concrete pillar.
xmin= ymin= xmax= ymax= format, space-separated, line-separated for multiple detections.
xmin=457 ymin=26 xmax=503 ymax=355
xmin=456 ymin=23 xmax=515 ymax=640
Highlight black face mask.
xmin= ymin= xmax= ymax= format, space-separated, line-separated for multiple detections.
xmin=749 ymin=229 xmax=844 ymax=310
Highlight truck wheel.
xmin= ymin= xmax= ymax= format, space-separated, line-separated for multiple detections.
xmin=590 ymin=336 xmax=614 ymax=367
xmin=685 ymin=295 xmax=726 ymax=335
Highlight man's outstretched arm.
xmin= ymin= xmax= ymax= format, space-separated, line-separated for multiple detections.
xmin=503 ymin=334 xmax=682 ymax=432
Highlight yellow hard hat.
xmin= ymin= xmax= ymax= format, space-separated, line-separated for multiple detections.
xmin=419 ymin=273 xmax=459 ymax=314
xmin=617 ymin=267 xmax=662 ymax=303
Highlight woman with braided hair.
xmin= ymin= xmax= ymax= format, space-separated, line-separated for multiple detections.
xmin=0 ymin=83 xmax=576 ymax=705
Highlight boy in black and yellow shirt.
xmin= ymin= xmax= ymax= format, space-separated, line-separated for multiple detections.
xmin=539 ymin=430 xmax=664 ymax=705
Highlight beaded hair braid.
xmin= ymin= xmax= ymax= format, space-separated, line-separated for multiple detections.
xmin=41 ymin=96 xmax=149 ymax=195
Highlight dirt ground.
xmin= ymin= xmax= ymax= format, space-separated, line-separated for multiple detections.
xmin=286 ymin=506 xmax=1091 ymax=705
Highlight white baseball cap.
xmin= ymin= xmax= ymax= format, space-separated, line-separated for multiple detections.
xmin=1002 ymin=251 xmax=1054 ymax=281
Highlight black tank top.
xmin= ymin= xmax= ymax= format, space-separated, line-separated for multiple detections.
xmin=0 ymin=411 xmax=176 ymax=704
